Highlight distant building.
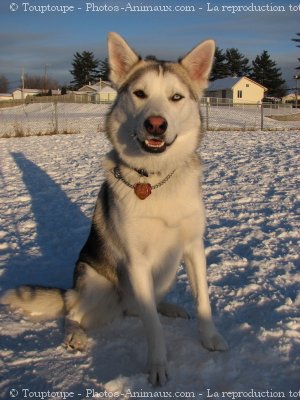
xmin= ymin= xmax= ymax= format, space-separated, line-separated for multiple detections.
xmin=51 ymin=89 xmax=61 ymax=96
xmin=96 ymin=85 xmax=117 ymax=102
xmin=12 ymin=88 xmax=42 ymax=100
xmin=206 ymin=77 xmax=267 ymax=103
xmin=76 ymin=81 xmax=117 ymax=102
xmin=282 ymin=93 xmax=296 ymax=103
xmin=77 ymin=80 xmax=110 ymax=93
xmin=0 ymin=93 xmax=13 ymax=101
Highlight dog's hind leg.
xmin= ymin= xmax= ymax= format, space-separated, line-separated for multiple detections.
xmin=64 ymin=263 xmax=122 ymax=352
xmin=157 ymin=301 xmax=190 ymax=319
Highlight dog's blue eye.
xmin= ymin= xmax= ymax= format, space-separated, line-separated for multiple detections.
xmin=171 ymin=94 xmax=184 ymax=102
xmin=134 ymin=90 xmax=147 ymax=99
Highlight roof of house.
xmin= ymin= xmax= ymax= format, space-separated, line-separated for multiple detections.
xmin=208 ymin=77 xmax=267 ymax=91
xmin=100 ymin=86 xmax=116 ymax=93
xmin=282 ymin=93 xmax=296 ymax=99
xmin=78 ymin=81 xmax=112 ymax=93
xmin=78 ymin=85 xmax=99 ymax=93
xmin=77 ymin=82 xmax=116 ymax=95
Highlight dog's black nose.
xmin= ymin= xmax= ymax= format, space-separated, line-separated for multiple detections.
xmin=144 ymin=116 xmax=168 ymax=136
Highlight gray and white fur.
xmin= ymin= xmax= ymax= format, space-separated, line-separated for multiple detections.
xmin=1 ymin=32 xmax=228 ymax=386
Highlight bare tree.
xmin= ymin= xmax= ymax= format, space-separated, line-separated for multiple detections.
xmin=0 ymin=75 xmax=9 ymax=93
xmin=23 ymin=74 xmax=59 ymax=91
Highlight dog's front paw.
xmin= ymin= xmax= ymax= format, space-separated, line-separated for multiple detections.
xmin=148 ymin=363 xmax=169 ymax=386
xmin=200 ymin=330 xmax=228 ymax=352
xmin=64 ymin=328 xmax=88 ymax=352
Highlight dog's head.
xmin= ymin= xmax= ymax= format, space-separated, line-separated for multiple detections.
xmin=106 ymin=32 xmax=215 ymax=172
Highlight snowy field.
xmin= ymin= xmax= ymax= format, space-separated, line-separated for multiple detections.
xmin=0 ymin=103 xmax=298 ymax=137
xmin=0 ymin=103 xmax=110 ymax=137
xmin=0 ymin=130 xmax=299 ymax=399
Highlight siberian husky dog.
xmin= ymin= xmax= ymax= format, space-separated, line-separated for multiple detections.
xmin=2 ymin=32 xmax=228 ymax=386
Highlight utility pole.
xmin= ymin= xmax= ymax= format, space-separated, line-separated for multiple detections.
xmin=44 ymin=64 xmax=49 ymax=93
xmin=21 ymin=68 xmax=25 ymax=101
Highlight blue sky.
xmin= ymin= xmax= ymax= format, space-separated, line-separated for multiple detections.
xmin=0 ymin=0 xmax=299 ymax=90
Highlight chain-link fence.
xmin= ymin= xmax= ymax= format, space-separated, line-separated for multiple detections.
xmin=0 ymin=97 xmax=298 ymax=138
xmin=0 ymin=101 xmax=110 ymax=137
xmin=200 ymin=98 xmax=297 ymax=131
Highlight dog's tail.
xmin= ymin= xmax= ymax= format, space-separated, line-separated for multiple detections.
xmin=1 ymin=286 xmax=66 ymax=319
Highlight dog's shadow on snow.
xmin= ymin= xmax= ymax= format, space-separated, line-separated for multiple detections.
xmin=1 ymin=152 xmax=148 ymax=387
xmin=1 ymin=152 xmax=90 ymax=290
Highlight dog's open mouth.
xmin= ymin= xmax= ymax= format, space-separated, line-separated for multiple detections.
xmin=137 ymin=136 xmax=177 ymax=154
xmin=143 ymin=138 xmax=166 ymax=153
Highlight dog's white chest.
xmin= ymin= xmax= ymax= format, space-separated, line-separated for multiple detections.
xmin=114 ymin=186 xmax=205 ymax=300
xmin=115 ymin=176 xmax=205 ymax=253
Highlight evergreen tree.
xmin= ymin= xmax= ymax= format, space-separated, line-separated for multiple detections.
xmin=210 ymin=47 xmax=230 ymax=81
xmin=61 ymin=86 xmax=67 ymax=95
xmin=70 ymin=51 xmax=100 ymax=90
xmin=225 ymin=48 xmax=252 ymax=77
xmin=251 ymin=50 xmax=286 ymax=97
xmin=99 ymin=58 xmax=110 ymax=81
xmin=292 ymin=33 xmax=300 ymax=70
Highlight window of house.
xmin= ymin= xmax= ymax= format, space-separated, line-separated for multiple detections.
xmin=237 ymin=90 xmax=243 ymax=98
xmin=246 ymin=84 xmax=249 ymax=87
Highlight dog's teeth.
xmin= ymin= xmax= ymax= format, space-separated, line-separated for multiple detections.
xmin=145 ymin=139 xmax=165 ymax=148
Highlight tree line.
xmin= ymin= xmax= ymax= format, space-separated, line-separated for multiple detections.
xmin=69 ymin=47 xmax=287 ymax=97
xmin=211 ymin=47 xmax=286 ymax=97
xmin=0 ymin=73 xmax=60 ymax=94
xmin=1 ymin=33 xmax=299 ymax=98
xmin=68 ymin=33 xmax=300 ymax=98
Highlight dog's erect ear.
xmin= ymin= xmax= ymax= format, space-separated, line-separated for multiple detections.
xmin=180 ymin=40 xmax=215 ymax=89
xmin=108 ymin=32 xmax=140 ymax=88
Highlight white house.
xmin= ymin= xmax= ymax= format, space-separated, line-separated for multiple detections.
xmin=282 ymin=93 xmax=296 ymax=103
xmin=76 ymin=81 xmax=117 ymax=102
xmin=77 ymin=80 xmax=106 ymax=91
xmin=206 ymin=77 xmax=267 ymax=104
xmin=95 ymin=85 xmax=117 ymax=102
xmin=12 ymin=88 xmax=42 ymax=100
xmin=51 ymin=89 xmax=61 ymax=96
xmin=0 ymin=93 xmax=13 ymax=101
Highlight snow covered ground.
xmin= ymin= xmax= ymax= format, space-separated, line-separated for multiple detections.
xmin=0 ymin=103 xmax=109 ymax=137
xmin=0 ymin=130 xmax=299 ymax=399
xmin=0 ymin=103 xmax=298 ymax=137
